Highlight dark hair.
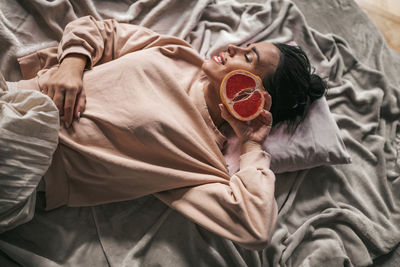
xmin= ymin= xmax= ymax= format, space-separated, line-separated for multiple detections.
xmin=263 ymin=43 xmax=326 ymax=129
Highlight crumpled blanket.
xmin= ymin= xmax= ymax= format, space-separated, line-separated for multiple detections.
xmin=0 ymin=80 xmax=59 ymax=233
xmin=0 ymin=0 xmax=399 ymax=266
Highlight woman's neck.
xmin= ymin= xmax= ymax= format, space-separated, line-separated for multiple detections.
xmin=203 ymin=82 xmax=224 ymax=128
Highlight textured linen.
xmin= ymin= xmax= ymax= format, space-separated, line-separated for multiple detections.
xmin=17 ymin=16 xmax=278 ymax=250
xmin=0 ymin=84 xmax=59 ymax=233
xmin=1 ymin=0 xmax=400 ymax=266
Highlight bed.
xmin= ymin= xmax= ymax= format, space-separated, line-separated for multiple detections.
xmin=0 ymin=0 xmax=399 ymax=266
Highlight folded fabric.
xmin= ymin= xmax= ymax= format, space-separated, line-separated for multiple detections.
xmin=223 ymin=96 xmax=351 ymax=174
xmin=0 ymin=84 xmax=59 ymax=233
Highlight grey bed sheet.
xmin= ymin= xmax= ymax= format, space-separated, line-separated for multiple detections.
xmin=0 ymin=0 xmax=399 ymax=266
xmin=292 ymin=1 xmax=400 ymax=265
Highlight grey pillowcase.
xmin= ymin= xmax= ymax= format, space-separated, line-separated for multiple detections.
xmin=224 ymin=96 xmax=351 ymax=174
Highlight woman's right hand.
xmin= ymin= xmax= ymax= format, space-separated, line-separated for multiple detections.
xmin=40 ymin=54 xmax=87 ymax=128
xmin=219 ymin=92 xmax=273 ymax=146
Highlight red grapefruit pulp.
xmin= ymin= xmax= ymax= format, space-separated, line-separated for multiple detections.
xmin=220 ymin=70 xmax=266 ymax=121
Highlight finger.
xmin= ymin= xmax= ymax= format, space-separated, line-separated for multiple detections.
xmin=40 ymin=85 xmax=48 ymax=95
xmin=53 ymin=89 xmax=65 ymax=116
xmin=74 ymin=90 xmax=86 ymax=120
xmin=264 ymin=91 xmax=272 ymax=111
xmin=47 ymin=87 xmax=55 ymax=100
xmin=64 ymin=89 xmax=78 ymax=128
xmin=219 ymin=104 xmax=248 ymax=139
xmin=219 ymin=103 xmax=236 ymax=123
xmin=253 ymin=109 xmax=270 ymax=125
xmin=261 ymin=110 xmax=273 ymax=126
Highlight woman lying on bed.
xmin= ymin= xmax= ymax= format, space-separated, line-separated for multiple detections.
xmin=15 ymin=16 xmax=325 ymax=250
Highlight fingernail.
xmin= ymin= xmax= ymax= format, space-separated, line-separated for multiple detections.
xmin=77 ymin=112 xmax=81 ymax=118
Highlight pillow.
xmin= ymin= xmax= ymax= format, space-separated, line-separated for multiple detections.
xmin=223 ymin=96 xmax=351 ymax=174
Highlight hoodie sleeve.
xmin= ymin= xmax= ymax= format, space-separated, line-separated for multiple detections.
xmin=58 ymin=15 xmax=191 ymax=69
xmin=155 ymin=148 xmax=278 ymax=251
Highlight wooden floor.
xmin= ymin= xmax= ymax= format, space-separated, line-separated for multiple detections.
xmin=354 ymin=0 xmax=400 ymax=54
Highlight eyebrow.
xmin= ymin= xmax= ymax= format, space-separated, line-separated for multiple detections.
xmin=252 ymin=47 xmax=260 ymax=64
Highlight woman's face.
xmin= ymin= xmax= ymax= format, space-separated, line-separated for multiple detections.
xmin=202 ymin=42 xmax=280 ymax=90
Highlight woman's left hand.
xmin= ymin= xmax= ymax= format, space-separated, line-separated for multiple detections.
xmin=219 ymin=92 xmax=273 ymax=144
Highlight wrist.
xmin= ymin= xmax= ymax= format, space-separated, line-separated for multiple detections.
xmin=240 ymin=139 xmax=263 ymax=155
xmin=59 ymin=54 xmax=87 ymax=76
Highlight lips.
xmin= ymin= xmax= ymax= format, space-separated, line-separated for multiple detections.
xmin=212 ymin=52 xmax=225 ymax=65
xmin=213 ymin=56 xmax=222 ymax=64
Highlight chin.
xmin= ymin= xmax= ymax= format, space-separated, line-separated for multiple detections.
xmin=201 ymin=60 xmax=223 ymax=88
xmin=201 ymin=61 xmax=214 ymax=78
xmin=201 ymin=59 xmax=212 ymax=72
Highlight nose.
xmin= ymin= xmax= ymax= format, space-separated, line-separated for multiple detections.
xmin=227 ymin=44 xmax=245 ymax=57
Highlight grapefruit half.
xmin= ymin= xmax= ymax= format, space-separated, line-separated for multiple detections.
xmin=220 ymin=70 xmax=266 ymax=121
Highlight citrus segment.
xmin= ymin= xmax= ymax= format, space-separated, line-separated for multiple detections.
xmin=225 ymin=74 xmax=256 ymax=99
xmin=220 ymin=70 xmax=266 ymax=121
xmin=232 ymin=91 xmax=263 ymax=118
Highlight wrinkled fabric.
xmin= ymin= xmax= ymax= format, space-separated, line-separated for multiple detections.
xmin=17 ymin=16 xmax=278 ymax=250
xmin=0 ymin=85 xmax=59 ymax=233
xmin=0 ymin=0 xmax=399 ymax=266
